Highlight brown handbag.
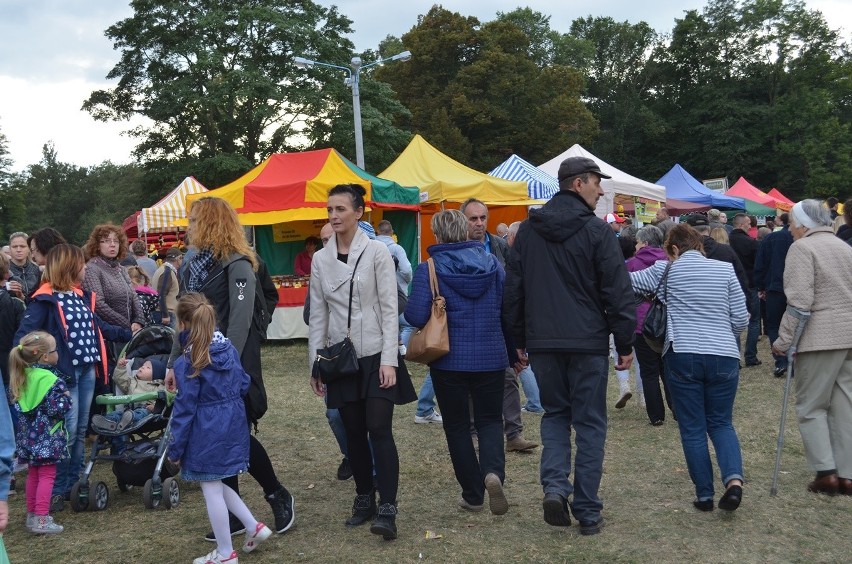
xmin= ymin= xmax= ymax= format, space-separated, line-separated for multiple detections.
xmin=405 ymin=258 xmax=450 ymax=364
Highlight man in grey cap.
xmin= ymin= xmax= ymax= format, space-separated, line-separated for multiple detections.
xmin=503 ymin=156 xmax=636 ymax=535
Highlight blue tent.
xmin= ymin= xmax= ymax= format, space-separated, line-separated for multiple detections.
xmin=657 ymin=164 xmax=745 ymax=209
xmin=490 ymin=154 xmax=559 ymax=200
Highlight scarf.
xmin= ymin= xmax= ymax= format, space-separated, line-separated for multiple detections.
xmin=187 ymin=249 xmax=217 ymax=292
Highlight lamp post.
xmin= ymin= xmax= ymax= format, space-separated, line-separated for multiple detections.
xmin=294 ymin=50 xmax=411 ymax=169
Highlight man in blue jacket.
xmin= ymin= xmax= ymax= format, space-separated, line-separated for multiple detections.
xmin=503 ymin=157 xmax=636 ymax=536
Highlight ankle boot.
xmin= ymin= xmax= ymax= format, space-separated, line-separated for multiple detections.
xmin=265 ymin=486 xmax=296 ymax=533
xmin=345 ymin=492 xmax=376 ymax=527
xmin=370 ymin=503 xmax=397 ymax=540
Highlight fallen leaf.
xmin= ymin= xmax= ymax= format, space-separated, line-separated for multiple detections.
xmin=307 ymin=483 xmax=315 ymax=489
xmin=425 ymin=530 xmax=443 ymax=539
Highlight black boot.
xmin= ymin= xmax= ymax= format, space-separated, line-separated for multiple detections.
xmin=265 ymin=486 xmax=296 ymax=534
xmin=370 ymin=503 xmax=397 ymax=540
xmin=345 ymin=492 xmax=376 ymax=527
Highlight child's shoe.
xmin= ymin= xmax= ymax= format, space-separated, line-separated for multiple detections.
xmin=242 ymin=522 xmax=272 ymax=553
xmin=25 ymin=512 xmax=35 ymax=530
xmin=30 ymin=515 xmax=63 ymax=534
xmin=193 ymin=549 xmax=238 ymax=564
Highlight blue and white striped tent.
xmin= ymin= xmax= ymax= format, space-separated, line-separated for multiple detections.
xmin=489 ymin=154 xmax=559 ymax=200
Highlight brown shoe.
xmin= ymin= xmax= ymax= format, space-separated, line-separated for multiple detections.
xmin=838 ymin=478 xmax=852 ymax=496
xmin=506 ymin=435 xmax=538 ymax=452
xmin=807 ymin=473 xmax=839 ymax=495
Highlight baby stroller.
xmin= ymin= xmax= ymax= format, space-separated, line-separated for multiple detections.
xmin=70 ymin=325 xmax=180 ymax=512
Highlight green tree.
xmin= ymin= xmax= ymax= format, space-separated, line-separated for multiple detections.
xmin=377 ymin=6 xmax=597 ymax=170
xmin=83 ymin=0 xmax=359 ymax=186
xmin=652 ymin=0 xmax=852 ymax=199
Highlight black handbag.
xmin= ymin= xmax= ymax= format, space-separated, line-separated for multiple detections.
xmin=312 ymin=253 xmax=364 ymax=383
xmin=642 ymin=261 xmax=672 ymax=354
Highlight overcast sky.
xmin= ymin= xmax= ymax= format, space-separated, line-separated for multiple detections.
xmin=0 ymin=0 xmax=849 ymax=171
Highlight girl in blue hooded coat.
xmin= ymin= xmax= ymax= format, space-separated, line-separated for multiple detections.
xmin=168 ymin=293 xmax=271 ymax=564
xmin=9 ymin=331 xmax=72 ymax=535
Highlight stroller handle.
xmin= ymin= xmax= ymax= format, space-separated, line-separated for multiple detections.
xmin=96 ymin=390 xmax=176 ymax=406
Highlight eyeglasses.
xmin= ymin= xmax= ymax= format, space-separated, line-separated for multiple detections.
xmin=100 ymin=238 xmax=120 ymax=245
xmin=48 ymin=349 xmax=58 ymax=354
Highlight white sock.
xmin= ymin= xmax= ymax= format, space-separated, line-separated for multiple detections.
xmin=200 ymin=480 xmax=234 ymax=556
xmin=222 ymin=483 xmax=258 ymax=533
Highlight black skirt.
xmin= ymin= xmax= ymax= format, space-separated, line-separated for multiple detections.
xmin=325 ymin=352 xmax=417 ymax=409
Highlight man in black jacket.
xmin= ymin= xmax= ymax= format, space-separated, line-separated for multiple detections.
xmin=503 ymin=157 xmax=635 ymax=535
xmin=729 ymin=214 xmax=761 ymax=366
xmin=754 ymin=213 xmax=794 ymax=376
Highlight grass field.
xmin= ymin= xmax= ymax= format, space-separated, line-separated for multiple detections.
xmin=4 ymin=338 xmax=851 ymax=563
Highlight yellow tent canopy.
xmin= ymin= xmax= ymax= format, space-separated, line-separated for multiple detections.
xmin=379 ymin=135 xmax=532 ymax=205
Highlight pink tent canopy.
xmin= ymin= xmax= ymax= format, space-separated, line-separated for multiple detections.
xmin=726 ymin=177 xmax=777 ymax=207
xmin=767 ymin=188 xmax=794 ymax=205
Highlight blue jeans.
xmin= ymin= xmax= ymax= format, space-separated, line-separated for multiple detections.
xmin=664 ymin=352 xmax=744 ymax=501
xmin=744 ymin=289 xmax=761 ymax=363
xmin=399 ymin=313 xmax=414 ymax=348
xmin=432 ymin=368 xmax=505 ymax=505
xmin=531 ymin=352 xmax=608 ymax=522
xmin=324 ymin=395 xmax=348 ymax=458
xmin=53 ymin=365 xmax=96 ymax=495
xmin=518 ymin=366 xmax=543 ymax=412
xmin=416 ymin=373 xmax=437 ymax=417
xmin=105 ymin=407 xmax=151 ymax=453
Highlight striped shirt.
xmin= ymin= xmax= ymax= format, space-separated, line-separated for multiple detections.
xmin=629 ymin=250 xmax=749 ymax=358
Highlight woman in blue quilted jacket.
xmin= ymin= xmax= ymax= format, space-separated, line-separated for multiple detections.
xmin=405 ymin=209 xmax=510 ymax=516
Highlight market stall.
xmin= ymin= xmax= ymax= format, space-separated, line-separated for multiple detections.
xmin=538 ymin=144 xmax=666 ymax=218
xmin=379 ymin=135 xmax=538 ymax=258
xmin=184 ymin=148 xmax=419 ymax=340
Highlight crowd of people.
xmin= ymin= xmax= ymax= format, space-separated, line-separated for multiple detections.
xmin=2 ymin=161 xmax=852 ymax=563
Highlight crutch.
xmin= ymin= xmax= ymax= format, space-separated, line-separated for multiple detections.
xmin=770 ymin=306 xmax=811 ymax=496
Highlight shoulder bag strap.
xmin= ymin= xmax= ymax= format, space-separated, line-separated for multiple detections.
xmin=654 ymin=261 xmax=672 ymax=300
xmin=346 ymin=251 xmax=366 ymax=337
xmin=426 ymin=258 xmax=439 ymax=299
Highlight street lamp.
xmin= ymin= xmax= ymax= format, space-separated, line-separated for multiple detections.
xmin=294 ymin=50 xmax=412 ymax=169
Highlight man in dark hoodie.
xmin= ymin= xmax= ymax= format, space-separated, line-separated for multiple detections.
xmin=503 ymin=157 xmax=636 ymax=536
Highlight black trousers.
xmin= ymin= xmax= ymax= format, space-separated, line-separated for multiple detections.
xmin=339 ymin=397 xmax=399 ymax=505
xmin=634 ymin=336 xmax=673 ymax=423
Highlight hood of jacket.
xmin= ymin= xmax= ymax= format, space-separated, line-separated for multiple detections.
xmin=529 ymin=190 xmax=597 ymax=243
xmin=178 ymin=330 xmax=238 ymax=373
xmin=18 ymin=367 xmax=59 ymax=413
xmin=427 ymin=240 xmax=499 ymax=300
xmin=627 ymin=246 xmax=668 ymax=271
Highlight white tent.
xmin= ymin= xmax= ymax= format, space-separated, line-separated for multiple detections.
xmin=538 ymin=144 xmax=665 ymax=217
xmin=139 ymin=176 xmax=208 ymax=233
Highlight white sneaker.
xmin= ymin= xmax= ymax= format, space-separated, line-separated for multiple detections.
xmin=242 ymin=522 xmax=272 ymax=553
xmin=25 ymin=512 xmax=35 ymax=530
xmin=30 ymin=515 xmax=63 ymax=534
xmin=193 ymin=549 xmax=238 ymax=564
xmin=414 ymin=411 xmax=443 ymax=424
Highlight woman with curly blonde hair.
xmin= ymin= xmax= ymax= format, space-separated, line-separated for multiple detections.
xmin=168 ymin=196 xmax=295 ymax=539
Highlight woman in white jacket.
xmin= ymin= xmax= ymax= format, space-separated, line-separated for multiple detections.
xmin=309 ymin=184 xmax=416 ymax=541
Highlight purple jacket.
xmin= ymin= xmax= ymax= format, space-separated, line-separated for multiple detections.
xmin=626 ymin=246 xmax=668 ymax=334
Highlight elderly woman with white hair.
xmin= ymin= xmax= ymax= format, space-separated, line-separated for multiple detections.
xmin=772 ymin=199 xmax=852 ymax=496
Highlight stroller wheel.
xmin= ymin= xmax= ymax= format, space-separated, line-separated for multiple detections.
xmin=91 ymin=481 xmax=109 ymax=511
xmin=162 ymin=477 xmax=180 ymax=509
xmin=70 ymin=481 xmax=89 ymax=512
xmin=143 ymin=479 xmax=160 ymax=509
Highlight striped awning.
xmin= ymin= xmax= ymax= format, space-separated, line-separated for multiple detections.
xmin=140 ymin=176 xmax=208 ymax=232
xmin=489 ymin=154 xmax=559 ymax=200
